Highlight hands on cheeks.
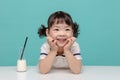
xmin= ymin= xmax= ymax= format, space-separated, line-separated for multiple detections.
xmin=46 ymin=29 xmax=58 ymax=51
xmin=46 ymin=28 xmax=76 ymax=52
xmin=47 ymin=37 xmax=58 ymax=51
xmin=63 ymin=37 xmax=76 ymax=51
xmin=47 ymin=36 xmax=76 ymax=52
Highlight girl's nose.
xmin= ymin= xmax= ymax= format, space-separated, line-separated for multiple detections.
xmin=58 ymin=31 xmax=66 ymax=36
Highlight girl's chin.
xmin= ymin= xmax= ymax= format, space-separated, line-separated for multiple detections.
xmin=57 ymin=44 xmax=64 ymax=47
xmin=56 ymin=42 xmax=66 ymax=47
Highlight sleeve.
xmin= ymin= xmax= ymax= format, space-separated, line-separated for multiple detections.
xmin=71 ymin=42 xmax=82 ymax=60
xmin=39 ymin=43 xmax=50 ymax=60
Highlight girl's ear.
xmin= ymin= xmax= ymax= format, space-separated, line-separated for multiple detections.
xmin=46 ymin=29 xmax=49 ymax=37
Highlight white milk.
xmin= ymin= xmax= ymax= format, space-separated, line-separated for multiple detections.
xmin=17 ymin=59 xmax=27 ymax=72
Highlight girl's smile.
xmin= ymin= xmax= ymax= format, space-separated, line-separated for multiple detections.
xmin=56 ymin=38 xmax=67 ymax=47
xmin=46 ymin=22 xmax=73 ymax=47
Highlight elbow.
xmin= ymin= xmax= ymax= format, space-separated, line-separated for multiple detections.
xmin=39 ymin=63 xmax=49 ymax=74
xmin=72 ymin=69 xmax=81 ymax=74
xmin=72 ymin=70 xmax=81 ymax=74
xmin=72 ymin=65 xmax=82 ymax=74
xmin=39 ymin=67 xmax=49 ymax=74
xmin=40 ymin=70 xmax=49 ymax=74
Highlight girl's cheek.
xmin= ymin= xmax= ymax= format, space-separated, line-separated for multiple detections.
xmin=67 ymin=32 xmax=73 ymax=37
xmin=51 ymin=34 xmax=57 ymax=39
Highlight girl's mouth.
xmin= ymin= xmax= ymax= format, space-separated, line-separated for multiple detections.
xmin=56 ymin=38 xmax=67 ymax=47
xmin=56 ymin=39 xmax=67 ymax=43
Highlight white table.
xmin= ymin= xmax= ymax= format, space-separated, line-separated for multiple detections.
xmin=0 ymin=66 xmax=120 ymax=80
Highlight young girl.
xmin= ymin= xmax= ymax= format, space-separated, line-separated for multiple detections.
xmin=38 ymin=11 xmax=82 ymax=74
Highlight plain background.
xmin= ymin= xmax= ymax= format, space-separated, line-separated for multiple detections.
xmin=0 ymin=0 xmax=120 ymax=66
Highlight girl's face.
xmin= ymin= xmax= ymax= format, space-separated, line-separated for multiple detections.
xmin=47 ymin=22 xmax=73 ymax=47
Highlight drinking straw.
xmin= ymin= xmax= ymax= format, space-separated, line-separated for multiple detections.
xmin=20 ymin=37 xmax=28 ymax=60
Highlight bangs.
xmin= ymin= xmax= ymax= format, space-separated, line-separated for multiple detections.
xmin=54 ymin=18 xmax=72 ymax=25
xmin=48 ymin=11 xmax=73 ymax=27
xmin=54 ymin=18 xmax=66 ymax=24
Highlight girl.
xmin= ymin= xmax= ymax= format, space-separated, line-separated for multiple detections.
xmin=38 ymin=11 xmax=82 ymax=74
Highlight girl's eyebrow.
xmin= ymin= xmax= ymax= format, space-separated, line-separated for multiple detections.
xmin=53 ymin=26 xmax=70 ymax=28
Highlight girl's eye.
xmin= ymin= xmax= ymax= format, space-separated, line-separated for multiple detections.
xmin=66 ymin=29 xmax=71 ymax=31
xmin=54 ymin=29 xmax=59 ymax=31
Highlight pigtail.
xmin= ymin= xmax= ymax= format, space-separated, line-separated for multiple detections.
xmin=73 ymin=22 xmax=80 ymax=38
xmin=38 ymin=25 xmax=47 ymax=37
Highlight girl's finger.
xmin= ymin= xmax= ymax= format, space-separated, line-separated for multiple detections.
xmin=47 ymin=37 xmax=54 ymax=42
xmin=72 ymin=37 xmax=76 ymax=41
xmin=68 ymin=38 xmax=72 ymax=43
xmin=53 ymin=40 xmax=56 ymax=43
xmin=66 ymin=38 xmax=71 ymax=46
xmin=63 ymin=39 xmax=69 ymax=46
xmin=71 ymin=37 xmax=76 ymax=43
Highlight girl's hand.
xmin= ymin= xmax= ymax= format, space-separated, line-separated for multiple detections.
xmin=63 ymin=37 xmax=76 ymax=52
xmin=47 ymin=37 xmax=58 ymax=52
xmin=46 ymin=29 xmax=58 ymax=52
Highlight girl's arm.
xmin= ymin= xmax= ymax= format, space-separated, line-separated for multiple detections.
xmin=39 ymin=36 xmax=58 ymax=74
xmin=64 ymin=50 xmax=82 ymax=74
xmin=39 ymin=50 xmax=57 ymax=74
xmin=63 ymin=37 xmax=82 ymax=74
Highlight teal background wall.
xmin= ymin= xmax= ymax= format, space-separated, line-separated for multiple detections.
xmin=0 ymin=0 xmax=120 ymax=66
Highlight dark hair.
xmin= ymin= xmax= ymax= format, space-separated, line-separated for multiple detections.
xmin=38 ymin=11 xmax=80 ymax=38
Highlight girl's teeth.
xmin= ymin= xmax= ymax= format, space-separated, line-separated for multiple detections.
xmin=59 ymin=39 xmax=65 ymax=42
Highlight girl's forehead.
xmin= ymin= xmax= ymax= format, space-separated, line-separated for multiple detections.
xmin=48 ymin=18 xmax=73 ymax=29
xmin=52 ymin=23 xmax=71 ymax=28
